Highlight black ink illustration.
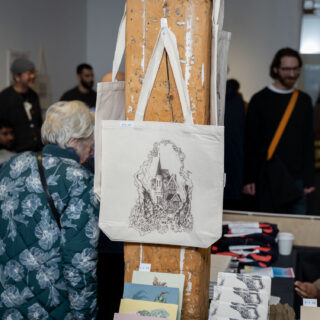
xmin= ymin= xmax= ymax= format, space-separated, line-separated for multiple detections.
xmin=236 ymin=275 xmax=265 ymax=291
xmin=129 ymin=140 xmax=193 ymax=235
xmin=230 ymin=302 xmax=260 ymax=319
xmin=233 ymin=288 xmax=262 ymax=304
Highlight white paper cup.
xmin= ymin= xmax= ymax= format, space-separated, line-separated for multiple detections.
xmin=278 ymin=232 xmax=294 ymax=255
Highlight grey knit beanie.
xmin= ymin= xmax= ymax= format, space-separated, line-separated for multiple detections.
xmin=10 ymin=58 xmax=35 ymax=75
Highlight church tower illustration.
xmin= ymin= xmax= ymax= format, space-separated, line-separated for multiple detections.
xmin=150 ymin=158 xmax=182 ymax=211
xmin=130 ymin=140 xmax=194 ymax=235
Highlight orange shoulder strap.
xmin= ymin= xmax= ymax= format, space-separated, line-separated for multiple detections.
xmin=267 ymin=88 xmax=299 ymax=161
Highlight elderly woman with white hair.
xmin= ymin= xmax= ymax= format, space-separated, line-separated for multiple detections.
xmin=0 ymin=101 xmax=99 ymax=319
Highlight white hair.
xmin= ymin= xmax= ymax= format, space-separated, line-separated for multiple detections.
xmin=41 ymin=100 xmax=94 ymax=148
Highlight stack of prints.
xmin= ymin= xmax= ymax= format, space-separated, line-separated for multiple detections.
xmin=209 ymin=272 xmax=271 ymax=320
xmin=114 ymin=271 xmax=185 ymax=320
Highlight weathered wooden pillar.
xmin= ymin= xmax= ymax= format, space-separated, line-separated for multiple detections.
xmin=124 ymin=1 xmax=212 ymax=319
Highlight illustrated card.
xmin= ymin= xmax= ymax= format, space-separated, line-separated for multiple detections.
xmin=209 ymin=300 xmax=268 ymax=320
xmin=217 ymin=272 xmax=271 ymax=296
xmin=213 ymin=285 xmax=269 ymax=306
xmin=119 ymin=299 xmax=178 ymax=320
xmin=123 ymin=282 xmax=179 ymax=305
xmin=114 ymin=313 xmax=167 ymax=320
xmin=132 ymin=271 xmax=185 ymax=320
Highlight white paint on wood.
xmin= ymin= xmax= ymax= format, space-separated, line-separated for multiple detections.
xmin=141 ymin=0 xmax=146 ymax=73
xmin=184 ymin=1 xmax=194 ymax=88
xmin=201 ymin=63 xmax=205 ymax=87
xmin=185 ymin=281 xmax=192 ymax=296
xmin=180 ymin=247 xmax=185 ymax=274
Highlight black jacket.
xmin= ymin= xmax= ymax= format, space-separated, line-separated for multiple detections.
xmin=244 ymin=87 xmax=314 ymax=188
xmin=0 ymin=86 xmax=43 ymax=152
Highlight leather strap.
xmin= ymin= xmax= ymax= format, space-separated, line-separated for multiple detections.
xmin=37 ymin=152 xmax=62 ymax=230
xmin=267 ymin=88 xmax=299 ymax=161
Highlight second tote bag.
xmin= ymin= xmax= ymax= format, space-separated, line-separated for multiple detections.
xmin=94 ymin=6 xmax=126 ymax=200
xmin=99 ymin=21 xmax=224 ymax=248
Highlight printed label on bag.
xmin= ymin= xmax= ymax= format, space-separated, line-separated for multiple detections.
xmin=120 ymin=121 xmax=135 ymax=128
xmin=139 ymin=263 xmax=151 ymax=272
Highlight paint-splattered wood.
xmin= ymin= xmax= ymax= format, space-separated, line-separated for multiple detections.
xmin=124 ymin=1 xmax=212 ymax=319
xmin=125 ymin=0 xmax=212 ymax=124
xmin=124 ymin=244 xmax=211 ymax=320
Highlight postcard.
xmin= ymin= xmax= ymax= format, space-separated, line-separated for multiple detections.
xmin=119 ymin=299 xmax=178 ymax=320
xmin=217 ymin=272 xmax=271 ymax=296
xmin=123 ymin=282 xmax=179 ymax=305
xmin=213 ymin=285 xmax=269 ymax=307
xmin=209 ymin=300 xmax=268 ymax=320
xmin=132 ymin=271 xmax=185 ymax=320
xmin=114 ymin=313 xmax=167 ymax=320
xmin=243 ymin=265 xmax=295 ymax=278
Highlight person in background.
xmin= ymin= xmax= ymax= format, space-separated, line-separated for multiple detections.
xmin=0 ymin=120 xmax=15 ymax=165
xmin=243 ymin=47 xmax=315 ymax=214
xmin=223 ymin=79 xmax=245 ymax=210
xmin=60 ymin=63 xmax=97 ymax=108
xmin=0 ymin=100 xmax=99 ymax=319
xmin=0 ymin=58 xmax=43 ymax=152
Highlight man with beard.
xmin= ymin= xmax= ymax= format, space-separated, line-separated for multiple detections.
xmin=0 ymin=58 xmax=43 ymax=152
xmin=243 ymin=48 xmax=315 ymax=214
xmin=60 ymin=63 xmax=96 ymax=108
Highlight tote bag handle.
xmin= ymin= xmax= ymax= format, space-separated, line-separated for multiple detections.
xmin=212 ymin=0 xmax=224 ymax=27
xmin=134 ymin=19 xmax=194 ymax=125
xmin=111 ymin=4 xmax=126 ymax=82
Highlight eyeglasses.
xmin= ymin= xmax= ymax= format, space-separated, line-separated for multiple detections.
xmin=278 ymin=66 xmax=301 ymax=73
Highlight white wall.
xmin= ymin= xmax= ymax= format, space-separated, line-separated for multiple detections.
xmin=0 ymin=1 xmax=303 ymax=105
xmin=224 ymin=0 xmax=303 ymax=101
xmin=86 ymin=0 xmax=126 ymax=84
xmin=0 ymin=0 xmax=87 ymax=104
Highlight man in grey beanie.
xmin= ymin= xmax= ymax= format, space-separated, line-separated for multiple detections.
xmin=0 ymin=58 xmax=43 ymax=152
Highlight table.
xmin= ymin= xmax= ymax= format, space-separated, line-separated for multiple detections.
xmin=271 ymin=248 xmax=296 ymax=307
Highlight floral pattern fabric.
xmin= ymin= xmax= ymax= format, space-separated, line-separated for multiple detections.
xmin=0 ymin=145 xmax=99 ymax=319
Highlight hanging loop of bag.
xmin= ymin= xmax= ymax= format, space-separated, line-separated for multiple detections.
xmin=112 ymin=4 xmax=126 ymax=82
xmin=134 ymin=20 xmax=194 ymax=125
xmin=94 ymin=3 xmax=126 ymax=199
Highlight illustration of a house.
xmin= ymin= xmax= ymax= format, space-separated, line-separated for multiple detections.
xmin=150 ymin=158 xmax=182 ymax=212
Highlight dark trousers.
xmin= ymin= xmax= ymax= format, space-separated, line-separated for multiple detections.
xmin=97 ymin=253 xmax=124 ymax=320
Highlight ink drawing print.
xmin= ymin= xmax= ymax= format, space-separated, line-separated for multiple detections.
xmin=129 ymin=140 xmax=193 ymax=235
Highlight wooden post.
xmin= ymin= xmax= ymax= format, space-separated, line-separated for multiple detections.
xmin=124 ymin=1 xmax=212 ymax=319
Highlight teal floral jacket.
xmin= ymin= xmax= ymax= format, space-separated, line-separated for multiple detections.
xmin=0 ymin=144 xmax=99 ymax=319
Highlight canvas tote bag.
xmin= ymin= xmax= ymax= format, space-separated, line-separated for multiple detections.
xmin=99 ymin=20 xmax=224 ymax=248
xmin=210 ymin=0 xmax=231 ymax=126
xmin=94 ymin=7 xmax=126 ymax=200
xmin=216 ymin=30 xmax=231 ymax=126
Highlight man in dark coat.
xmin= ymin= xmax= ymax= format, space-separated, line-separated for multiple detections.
xmin=243 ymin=48 xmax=315 ymax=214
xmin=0 ymin=58 xmax=43 ymax=152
